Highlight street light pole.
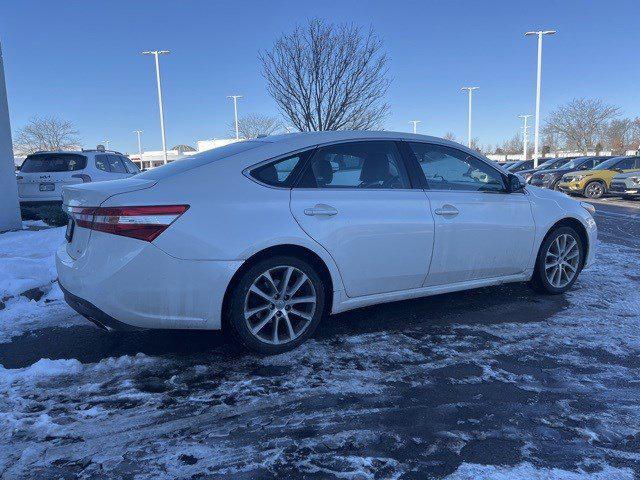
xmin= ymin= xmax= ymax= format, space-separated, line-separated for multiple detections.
xmin=460 ymin=86 xmax=479 ymax=148
xmin=227 ymin=95 xmax=243 ymax=140
xmin=133 ymin=130 xmax=143 ymax=162
xmin=525 ymin=30 xmax=556 ymax=168
xmin=409 ymin=120 xmax=421 ymax=134
xmin=143 ymin=50 xmax=170 ymax=164
xmin=518 ymin=115 xmax=532 ymax=160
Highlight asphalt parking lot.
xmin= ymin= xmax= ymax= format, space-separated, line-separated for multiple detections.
xmin=1 ymin=201 xmax=639 ymax=479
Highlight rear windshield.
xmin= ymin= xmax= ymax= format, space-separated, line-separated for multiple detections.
xmin=21 ymin=153 xmax=87 ymax=173
xmin=137 ymin=141 xmax=267 ymax=180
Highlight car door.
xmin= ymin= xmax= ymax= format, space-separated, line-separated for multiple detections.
xmin=405 ymin=142 xmax=535 ymax=287
xmin=290 ymin=140 xmax=435 ymax=298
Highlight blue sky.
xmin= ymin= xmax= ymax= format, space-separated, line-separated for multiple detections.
xmin=2 ymin=0 xmax=639 ymax=154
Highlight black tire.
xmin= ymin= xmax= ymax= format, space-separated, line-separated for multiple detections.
xmin=529 ymin=226 xmax=584 ymax=294
xmin=224 ymin=255 xmax=326 ymax=354
xmin=583 ymin=180 xmax=606 ymax=199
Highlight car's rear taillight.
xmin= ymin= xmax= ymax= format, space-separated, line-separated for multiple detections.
xmin=71 ymin=173 xmax=92 ymax=183
xmin=69 ymin=205 xmax=189 ymax=242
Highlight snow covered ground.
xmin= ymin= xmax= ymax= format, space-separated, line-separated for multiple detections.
xmin=1 ymin=211 xmax=639 ymax=479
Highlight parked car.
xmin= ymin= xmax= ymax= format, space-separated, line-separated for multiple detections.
xmin=507 ymin=159 xmax=535 ymax=173
xmin=519 ymin=157 xmax=575 ymax=183
xmin=17 ymin=149 xmax=140 ymax=212
xmin=609 ymin=170 xmax=640 ymax=199
xmin=557 ymin=156 xmax=640 ymax=199
xmin=56 ymin=132 xmax=597 ymax=353
xmin=529 ymin=156 xmax=611 ymax=191
xmin=500 ymin=161 xmax=516 ymax=169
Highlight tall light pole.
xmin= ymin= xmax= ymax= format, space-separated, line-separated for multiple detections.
xmin=460 ymin=86 xmax=479 ymax=148
xmin=133 ymin=130 xmax=143 ymax=162
xmin=227 ymin=95 xmax=243 ymax=140
xmin=143 ymin=50 xmax=170 ymax=164
xmin=518 ymin=115 xmax=532 ymax=160
xmin=409 ymin=120 xmax=421 ymax=134
xmin=525 ymin=30 xmax=556 ymax=168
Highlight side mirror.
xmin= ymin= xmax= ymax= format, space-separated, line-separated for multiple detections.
xmin=507 ymin=173 xmax=525 ymax=193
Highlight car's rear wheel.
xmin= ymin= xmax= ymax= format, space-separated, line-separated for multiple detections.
xmin=530 ymin=226 xmax=584 ymax=294
xmin=584 ymin=180 xmax=605 ymax=199
xmin=226 ymin=256 xmax=325 ymax=354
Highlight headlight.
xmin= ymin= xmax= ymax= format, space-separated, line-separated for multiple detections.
xmin=573 ymin=174 xmax=588 ymax=181
xmin=629 ymin=176 xmax=640 ymax=184
xmin=580 ymin=201 xmax=596 ymax=215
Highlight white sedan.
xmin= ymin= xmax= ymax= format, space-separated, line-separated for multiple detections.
xmin=56 ymin=132 xmax=597 ymax=353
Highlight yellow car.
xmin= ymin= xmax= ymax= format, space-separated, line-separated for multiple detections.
xmin=557 ymin=156 xmax=640 ymax=199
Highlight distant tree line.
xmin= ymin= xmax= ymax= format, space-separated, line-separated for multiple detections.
xmin=491 ymin=98 xmax=640 ymax=157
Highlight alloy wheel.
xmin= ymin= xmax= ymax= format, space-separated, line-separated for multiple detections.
xmin=585 ymin=182 xmax=604 ymax=198
xmin=243 ymin=265 xmax=317 ymax=345
xmin=544 ymin=233 xmax=580 ymax=288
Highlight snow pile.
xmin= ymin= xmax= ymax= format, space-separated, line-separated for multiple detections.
xmin=0 ymin=225 xmax=64 ymax=300
xmin=446 ymin=462 xmax=633 ymax=479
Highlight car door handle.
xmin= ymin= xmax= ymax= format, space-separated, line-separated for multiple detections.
xmin=304 ymin=204 xmax=338 ymax=216
xmin=434 ymin=205 xmax=459 ymax=217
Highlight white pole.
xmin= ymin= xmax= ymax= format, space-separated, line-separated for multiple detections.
xmin=518 ymin=114 xmax=532 ymax=160
xmin=143 ymin=50 xmax=170 ymax=164
xmin=525 ymin=30 xmax=556 ymax=168
xmin=461 ymin=86 xmax=479 ymax=148
xmin=409 ymin=120 xmax=421 ymax=134
xmin=0 ymin=41 xmax=21 ymax=231
xmin=228 ymin=95 xmax=243 ymax=140
xmin=133 ymin=130 xmax=143 ymax=162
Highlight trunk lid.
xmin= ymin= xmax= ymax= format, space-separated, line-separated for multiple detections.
xmin=17 ymin=171 xmax=83 ymax=200
xmin=64 ymin=178 xmax=156 ymax=259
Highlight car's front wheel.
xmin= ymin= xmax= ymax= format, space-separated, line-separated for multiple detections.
xmin=225 ymin=256 xmax=326 ymax=354
xmin=584 ymin=180 xmax=606 ymax=199
xmin=530 ymin=226 xmax=584 ymax=294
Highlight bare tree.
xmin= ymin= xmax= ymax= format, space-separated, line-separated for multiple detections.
xmin=228 ymin=114 xmax=283 ymax=139
xmin=469 ymin=137 xmax=482 ymax=153
xmin=14 ymin=116 xmax=80 ymax=155
xmin=260 ymin=19 xmax=390 ymax=131
xmin=604 ymin=118 xmax=635 ymax=155
xmin=499 ymin=132 xmax=524 ymax=154
xmin=543 ymin=98 xmax=620 ymax=154
xmin=443 ymin=132 xmax=457 ymax=142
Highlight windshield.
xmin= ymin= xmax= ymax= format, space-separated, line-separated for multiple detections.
xmin=541 ymin=158 xmax=568 ymax=170
xmin=137 ymin=140 xmax=267 ymax=180
xmin=561 ymin=157 xmax=588 ymax=169
xmin=593 ymin=157 xmax=622 ymax=170
xmin=20 ymin=153 xmax=87 ymax=173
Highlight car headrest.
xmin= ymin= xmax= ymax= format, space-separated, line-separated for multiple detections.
xmin=360 ymin=153 xmax=389 ymax=183
xmin=313 ymin=159 xmax=333 ymax=187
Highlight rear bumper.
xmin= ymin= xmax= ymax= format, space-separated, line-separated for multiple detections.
xmin=60 ymin=283 xmax=143 ymax=331
xmin=56 ymin=232 xmax=243 ymax=330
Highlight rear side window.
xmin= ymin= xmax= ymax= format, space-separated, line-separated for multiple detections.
xmin=21 ymin=154 xmax=87 ymax=173
xmin=250 ymin=152 xmax=310 ymax=187
xmin=95 ymin=155 xmax=109 ymax=171
xmin=106 ymin=154 xmax=127 ymax=173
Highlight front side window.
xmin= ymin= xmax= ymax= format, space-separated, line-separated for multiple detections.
xmin=122 ymin=157 xmax=140 ymax=174
xmin=408 ymin=142 xmax=505 ymax=192
xmin=615 ymin=157 xmax=637 ymax=170
xmin=250 ymin=152 xmax=309 ymax=187
xmin=106 ymin=154 xmax=127 ymax=173
xmin=298 ymin=141 xmax=410 ymax=189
